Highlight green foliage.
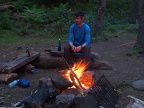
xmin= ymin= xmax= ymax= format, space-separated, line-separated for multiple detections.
xmin=14 ymin=0 xmax=35 ymax=12
xmin=131 ymin=46 xmax=142 ymax=55
xmin=84 ymin=12 xmax=95 ymax=30
xmin=104 ymin=23 xmax=128 ymax=33
xmin=106 ymin=0 xmax=131 ymax=19
xmin=21 ymin=5 xmax=46 ymax=24
xmin=0 ymin=11 xmax=13 ymax=30
xmin=91 ymin=33 xmax=110 ymax=42
xmin=124 ymin=23 xmax=139 ymax=33
xmin=0 ymin=0 xmax=140 ymax=44
xmin=44 ymin=3 xmax=72 ymax=35
xmin=0 ymin=30 xmax=21 ymax=44
xmin=0 ymin=30 xmax=62 ymax=45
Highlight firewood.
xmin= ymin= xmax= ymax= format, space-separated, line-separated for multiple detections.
xmin=0 ymin=64 xmax=8 ymax=73
xmin=0 ymin=73 xmax=18 ymax=83
xmin=23 ymin=78 xmax=60 ymax=108
xmin=69 ymin=73 xmax=84 ymax=96
xmin=2 ymin=52 xmax=40 ymax=73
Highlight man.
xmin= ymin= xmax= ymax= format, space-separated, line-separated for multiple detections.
xmin=64 ymin=11 xmax=91 ymax=67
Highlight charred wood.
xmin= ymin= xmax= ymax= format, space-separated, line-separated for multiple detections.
xmin=23 ymin=78 xmax=60 ymax=108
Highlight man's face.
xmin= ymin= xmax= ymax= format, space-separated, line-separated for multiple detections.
xmin=75 ymin=16 xmax=84 ymax=25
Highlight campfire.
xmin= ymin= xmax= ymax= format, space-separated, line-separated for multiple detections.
xmin=15 ymin=60 xmax=119 ymax=108
xmin=60 ymin=60 xmax=94 ymax=95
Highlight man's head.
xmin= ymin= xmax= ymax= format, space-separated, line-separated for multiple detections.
xmin=74 ymin=12 xmax=84 ymax=26
xmin=74 ymin=12 xmax=84 ymax=17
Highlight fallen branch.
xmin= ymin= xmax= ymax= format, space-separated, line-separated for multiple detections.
xmin=0 ymin=5 xmax=15 ymax=11
xmin=114 ymin=42 xmax=135 ymax=48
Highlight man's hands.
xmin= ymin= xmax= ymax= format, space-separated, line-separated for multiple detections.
xmin=71 ymin=45 xmax=82 ymax=52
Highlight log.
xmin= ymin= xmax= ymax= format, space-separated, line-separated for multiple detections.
xmin=1 ymin=52 xmax=40 ymax=74
xmin=0 ymin=5 xmax=15 ymax=11
xmin=0 ymin=73 xmax=18 ymax=83
xmin=31 ymin=53 xmax=67 ymax=69
xmin=23 ymin=77 xmax=60 ymax=108
xmin=31 ymin=52 xmax=112 ymax=70
xmin=16 ymin=64 xmax=35 ymax=73
xmin=46 ymin=50 xmax=99 ymax=59
xmin=0 ymin=63 xmax=8 ymax=73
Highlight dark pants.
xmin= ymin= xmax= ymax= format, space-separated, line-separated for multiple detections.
xmin=64 ymin=44 xmax=91 ymax=67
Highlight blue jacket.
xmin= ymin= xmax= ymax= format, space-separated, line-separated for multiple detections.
xmin=68 ymin=23 xmax=90 ymax=46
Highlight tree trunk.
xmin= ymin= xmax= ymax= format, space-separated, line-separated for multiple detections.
xmin=93 ymin=0 xmax=106 ymax=36
xmin=134 ymin=0 xmax=144 ymax=52
xmin=129 ymin=0 xmax=142 ymax=24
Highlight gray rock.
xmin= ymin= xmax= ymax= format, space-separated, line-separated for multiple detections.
xmin=132 ymin=80 xmax=144 ymax=90
xmin=55 ymin=94 xmax=75 ymax=108
xmin=51 ymin=74 xmax=73 ymax=91
xmin=72 ymin=93 xmax=98 ymax=108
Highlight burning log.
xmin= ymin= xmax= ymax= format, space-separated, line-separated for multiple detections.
xmin=69 ymin=72 xmax=84 ymax=96
xmin=62 ymin=56 xmax=86 ymax=91
xmin=16 ymin=70 xmax=118 ymax=108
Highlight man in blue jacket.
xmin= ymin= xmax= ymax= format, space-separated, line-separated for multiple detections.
xmin=64 ymin=12 xmax=91 ymax=67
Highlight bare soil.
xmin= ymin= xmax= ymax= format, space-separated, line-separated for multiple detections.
xmin=0 ymin=33 xmax=144 ymax=108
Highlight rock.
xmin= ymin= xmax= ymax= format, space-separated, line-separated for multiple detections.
xmin=55 ymin=94 xmax=75 ymax=108
xmin=39 ymin=77 xmax=52 ymax=87
xmin=51 ymin=74 xmax=73 ymax=91
xmin=132 ymin=80 xmax=144 ymax=90
xmin=91 ymin=52 xmax=99 ymax=60
xmin=71 ymin=93 xmax=98 ymax=108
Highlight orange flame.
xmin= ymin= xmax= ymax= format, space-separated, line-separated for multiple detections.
xmin=61 ymin=60 xmax=94 ymax=90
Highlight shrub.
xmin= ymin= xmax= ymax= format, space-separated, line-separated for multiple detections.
xmin=0 ymin=11 xmax=13 ymax=30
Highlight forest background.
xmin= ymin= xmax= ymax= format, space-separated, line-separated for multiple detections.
xmin=0 ymin=0 xmax=140 ymax=45
xmin=1 ymin=1 xmax=144 ymax=107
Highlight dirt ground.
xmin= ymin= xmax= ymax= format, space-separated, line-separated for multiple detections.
xmin=0 ymin=33 xmax=144 ymax=108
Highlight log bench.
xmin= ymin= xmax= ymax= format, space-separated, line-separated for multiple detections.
xmin=0 ymin=52 xmax=40 ymax=74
